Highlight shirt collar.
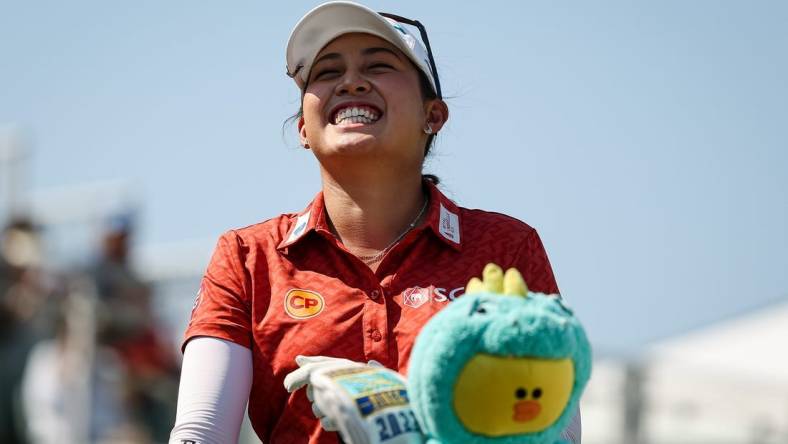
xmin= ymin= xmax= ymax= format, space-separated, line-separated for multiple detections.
xmin=276 ymin=190 xmax=327 ymax=251
xmin=423 ymin=181 xmax=462 ymax=251
xmin=276 ymin=181 xmax=462 ymax=252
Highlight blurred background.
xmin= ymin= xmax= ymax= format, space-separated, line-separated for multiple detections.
xmin=1 ymin=1 xmax=786 ymax=443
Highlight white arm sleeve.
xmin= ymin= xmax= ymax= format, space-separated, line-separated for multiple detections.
xmin=169 ymin=337 xmax=253 ymax=444
xmin=559 ymin=407 xmax=582 ymax=443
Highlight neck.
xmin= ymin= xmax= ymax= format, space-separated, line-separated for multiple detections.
xmin=320 ymin=167 xmax=426 ymax=254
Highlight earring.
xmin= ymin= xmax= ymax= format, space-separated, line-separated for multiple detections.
xmin=423 ymin=124 xmax=433 ymax=135
xmin=302 ymin=141 xmax=310 ymax=149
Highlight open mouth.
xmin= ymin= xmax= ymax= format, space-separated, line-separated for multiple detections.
xmin=330 ymin=104 xmax=383 ymax=126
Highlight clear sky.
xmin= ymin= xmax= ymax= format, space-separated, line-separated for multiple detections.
xmin=1 ymin=0 xmax=786 ymax=353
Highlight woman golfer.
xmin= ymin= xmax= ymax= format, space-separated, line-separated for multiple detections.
xmin=169 ymin=2 xmax=579 ymax=443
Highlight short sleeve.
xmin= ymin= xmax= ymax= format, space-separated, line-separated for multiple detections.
xmin=183 ymin=231 xmax=252 ymax=351
xmin=513 ymin=228 xmax=560 ymax=295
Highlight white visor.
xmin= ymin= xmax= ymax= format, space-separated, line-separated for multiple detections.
xmin=285 ymin=1 xmax=437 ymax=94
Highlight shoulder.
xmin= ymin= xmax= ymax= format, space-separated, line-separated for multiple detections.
xmin=458 ymin=206 xmax=538 ymax=241
xmin=457 ymin=206 xmax=558 ymax=293
xmin=428 ymin=183 xmax=540 ymax=249
xmin=220 ymin=212 xmax=299 ymax=250
xmin=202 ymin=213 xmax=299 ymax=283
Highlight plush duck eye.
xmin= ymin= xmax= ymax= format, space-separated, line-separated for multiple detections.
xmin=470 ymin=299 xmax=494 ymax=316
xmin=532 ymin=388 xmax=543 ymax=399
xmin=515 ymin=388 xmax=527 ymax=399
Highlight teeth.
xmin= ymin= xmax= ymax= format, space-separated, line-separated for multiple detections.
xmin=334 ymin=106 xmax=380 ymax=125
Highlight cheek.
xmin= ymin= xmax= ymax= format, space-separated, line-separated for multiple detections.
xmin=383 ymin=79 xmax=425 ymax=124
xmin=302 ymin=94 xmax=322 ymax=120
xmin=301 ymin=94 xmax=326 ymax=135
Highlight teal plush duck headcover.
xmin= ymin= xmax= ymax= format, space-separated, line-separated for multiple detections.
xmin=407 ymin=264 xmax=592 ymax=444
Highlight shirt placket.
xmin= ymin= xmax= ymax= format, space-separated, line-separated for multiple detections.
xmin=309 ymin=229 xmax=389 ymax=363
xmin=365 ymin=229 xmax=427 ymax=366
xmin=313 ymin=225 xmax=426 ymax=366
xmin=362 ymin=282 xmax=389 ymax=364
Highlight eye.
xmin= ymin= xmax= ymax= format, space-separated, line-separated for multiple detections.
xmin=515 ymin=388 xmax=527 ymax=399
xmin=532 ymin=388 xmax=542 ymax=399
xmin=368 ymin=62 xmax=394 ymax=72
xmin=474 ymin=305 xmax=487 ymax=314
xmin=313 ymin=69 xmax=340 ymax=81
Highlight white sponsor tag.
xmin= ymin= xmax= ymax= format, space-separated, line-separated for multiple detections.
xmin=285 ymin=210 xmax=311 ymax=245
xmin=438 ymin=204 xmax=460 ymax=244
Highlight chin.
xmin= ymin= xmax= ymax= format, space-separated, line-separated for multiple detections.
xmin=328 ymin=133 xmax=379 ymax=156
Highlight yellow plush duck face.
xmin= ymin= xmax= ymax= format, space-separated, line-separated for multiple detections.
xmin=407 ymin=264 xmax=591 ymax=444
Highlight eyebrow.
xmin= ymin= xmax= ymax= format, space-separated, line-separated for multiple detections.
xmin=362 ymin=47 xmax=402 ymax=60
xmin=312 ymin=46 xmax=403 ymax=67
xmin=313 ymin=52 xmax=341 ymax=66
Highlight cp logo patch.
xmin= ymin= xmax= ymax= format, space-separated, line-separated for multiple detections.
xmin=285 ymin=289 xmax=325 ymax=319
xmin=403 ymin=286 xmax=430 ymax=309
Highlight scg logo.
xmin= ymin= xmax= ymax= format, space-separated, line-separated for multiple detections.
xmin=402 ymin=286 xmax=465 ymax=308
xmin=432 ymin=287 xmax=465 ymax=303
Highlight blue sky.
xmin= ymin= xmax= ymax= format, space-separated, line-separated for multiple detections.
xmin=1 ymin=0 xmax=786 ymax=352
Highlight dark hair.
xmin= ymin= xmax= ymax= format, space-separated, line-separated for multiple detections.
xmin=3 ymin=216 xmax=37 ymax=234
xmin=283 ymin=67 xmax=442 ymax=184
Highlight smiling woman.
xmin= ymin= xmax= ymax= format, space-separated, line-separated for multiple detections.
xmin=168 ymin=2 xmax=573 ymax=444
xmin=297 ymin=33 xmax=446 ymax=201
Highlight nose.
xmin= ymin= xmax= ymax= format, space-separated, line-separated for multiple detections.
xmin=335 ymin=69 xmax=370 ymax=96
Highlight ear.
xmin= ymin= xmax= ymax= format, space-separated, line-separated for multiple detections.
xmin=425 ymin=99 xmax=449 ymax=133
xmin=297 ymin=115 xmax=310 ymax=149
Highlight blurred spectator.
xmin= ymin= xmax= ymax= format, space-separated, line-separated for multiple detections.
xmin=1 ymin=218 xmax=57 ymax=337
xmin=0 ymin=217 xmax=57 ymax=444
xmin=6 ymin=213 xmax=179 ymax=443
xmin=88 ymin=213 xmax=178 ymax=443
xmin=20 ymin=286 xmax=130 ymax=443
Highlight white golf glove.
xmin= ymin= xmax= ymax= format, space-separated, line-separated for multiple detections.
xmin=284 ymin=356 xmax=364 ymax=431
xmin=284 ymin=355 xmax=424 ymax=444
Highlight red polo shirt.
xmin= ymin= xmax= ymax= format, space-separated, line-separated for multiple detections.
xmin=184 ymin=182 xmax=559 ymax=443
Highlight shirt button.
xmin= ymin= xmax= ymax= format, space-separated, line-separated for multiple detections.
xmin=370 ymin=329 xmax=382 ymax=342
xmin=370 ymin=290 xmax=380 ymax=300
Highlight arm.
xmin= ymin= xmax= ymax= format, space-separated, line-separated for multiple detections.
xmin=559 ymin=408 xmax=581 ymax=443
xmin=514 ymin=230 xmax=583 ymax=442
xmin=169 ymin=337 xmax=253 ymax=444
